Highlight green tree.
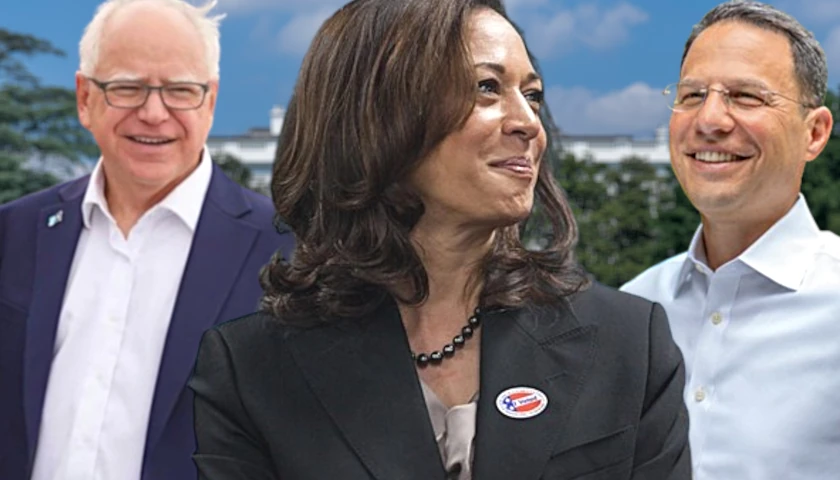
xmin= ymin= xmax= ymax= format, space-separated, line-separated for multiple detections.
xmin=559 ymin=155 xmax=671 ymax=286
xmin=544 ymin=149 xmax=699 ymax=287
xmin=652 ymin=169 xmax=699 ymax=260
xmin=0 ymin=28 xmax=98 ymax=204
xmin=0 ymin=155 xmax=57 ymax=204
xmin=213 ymin=152 xmax=253 ymax=188
xmin=212 ymin=151 xmax=272 ymax=196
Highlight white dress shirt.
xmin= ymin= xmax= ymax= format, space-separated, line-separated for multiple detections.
xmin=621 ymin=195 xmax=840 ymax=480
xmin=31 ymin=151 xmax=212 ymax=480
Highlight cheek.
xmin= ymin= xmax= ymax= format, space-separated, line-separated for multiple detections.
xmin=90 ymin=107 xmax=130 ymax=140
xmin=668 ymin=114 xmax=689 ymax=142
xmin=752 ymin=117 xmax=794 ymax=152
xmin=534 ymin=131 xmax=547 ymax=158
xmin=176 ymin=111 xmax=211 ymax=139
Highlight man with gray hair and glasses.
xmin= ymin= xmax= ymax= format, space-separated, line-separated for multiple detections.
xmin=0 ymin=0 xmax=293 ymax=479
xmin=622 ymin=1 xmax=840 ymax=479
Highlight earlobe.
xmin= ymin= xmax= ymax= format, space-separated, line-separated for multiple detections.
xmin=805 ymin=106 xmax=833 ymax=161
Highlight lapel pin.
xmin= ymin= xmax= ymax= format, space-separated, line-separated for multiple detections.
xmin=496 ymin=386 xmax=548 ymax=420
xmin=47 ymin=210 xmax=64 ymax=228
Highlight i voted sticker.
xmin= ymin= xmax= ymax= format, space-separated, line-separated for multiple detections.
xmin=495 ymin=386 xmax=548 ymax=419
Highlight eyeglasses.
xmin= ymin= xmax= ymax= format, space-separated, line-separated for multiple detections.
xmin=86 ymin=77 xmax=210 ymax=110
xmin=663 ymin=82 xmax=817 ymax=112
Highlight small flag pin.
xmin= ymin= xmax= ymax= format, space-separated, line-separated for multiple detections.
xmin=47 ymin=210 xmax=63 ymax=228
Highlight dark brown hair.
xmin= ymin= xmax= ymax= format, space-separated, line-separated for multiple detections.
xmin=260 ymin=0 xmax=588 ymax=325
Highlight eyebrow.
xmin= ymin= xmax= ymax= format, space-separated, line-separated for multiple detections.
xmin=475 ymin=62 xmax=542 ymax=84
xmin=101 ymin=73 xmax=201 ymax=84
xmin=681 ymin=78 xmax=770 ymax=90
xmin=103 ymin=72 xmax=144 ymax=82
xmin=167 ymin=76 xmax=202 ymax=84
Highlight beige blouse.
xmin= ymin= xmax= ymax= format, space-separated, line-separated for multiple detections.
xmin=419 ymin=380 xmax=479 ymax=480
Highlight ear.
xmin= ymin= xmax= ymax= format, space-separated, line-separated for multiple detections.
xmin=804 ymin=105 xmax=833 ymax=162
xmin=76 ymin=72 xmax=93 ymax=130
xmin=205 ymin=79 xmax=219 ymax=114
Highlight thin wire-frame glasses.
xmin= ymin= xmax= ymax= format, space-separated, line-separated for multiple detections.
xmin=662 ymin=82 xmax=816 ymax=112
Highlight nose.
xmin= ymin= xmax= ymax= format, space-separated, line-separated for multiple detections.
xmin=694 ymin=89 xmax=735 ymax=137
xmin=136 ymin=88 xmax=171 ymax=124
xmin=502 ymin=91 xmax=542 ymax=141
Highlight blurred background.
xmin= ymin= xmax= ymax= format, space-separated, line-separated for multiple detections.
xmin=2 ymin=0 xmax=840 ymax=286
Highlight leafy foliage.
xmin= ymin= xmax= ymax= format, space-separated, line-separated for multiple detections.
xmin=0 ymin=154 xmax=57 ymax=204
xmin=0 ymin=28 xmax=98 ymax=204
xmin=213 ymin=152 xmax=253 ymax=188
xmin=553 ymin=153 xmax=698 ymax=287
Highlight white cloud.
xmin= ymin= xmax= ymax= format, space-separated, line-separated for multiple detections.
xmin=583 ymin=3 xmax=648 ymax=49
xmin=546 ymin=82 xmax=670 ymax=135
xmin=276 ymin=8 xmax=336 ymax=55
xmin=220 ymin=0 xmax=647 ymax=58
xmin=524 ymin=2 xmax=648 ymax=58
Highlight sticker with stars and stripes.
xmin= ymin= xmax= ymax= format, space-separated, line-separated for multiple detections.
xmin=495 ymin=386 xmax=548 ymax=419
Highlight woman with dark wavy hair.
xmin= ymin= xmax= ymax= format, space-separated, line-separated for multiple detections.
xmin=189 ymin=0 xmax=690 ymax=478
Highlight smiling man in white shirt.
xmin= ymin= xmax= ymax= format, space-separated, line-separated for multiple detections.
xmin=621 ymin=2 xmax=840 ymax=479
xmin=0 ymin=1 xmax=293 ymax=479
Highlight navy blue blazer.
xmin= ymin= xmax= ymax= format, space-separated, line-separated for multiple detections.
xmin=0 ymin=164 xmax=294 ymax=480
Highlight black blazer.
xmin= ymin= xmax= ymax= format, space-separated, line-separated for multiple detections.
xmin=189 ymin=283 xmax=690 ymax=480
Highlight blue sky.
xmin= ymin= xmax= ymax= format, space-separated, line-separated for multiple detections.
xmin=4 ymin=0 xmax=840 ymax=137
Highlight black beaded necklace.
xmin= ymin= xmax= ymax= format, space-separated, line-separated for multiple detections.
xmin=410 ymin=307 xmax=482 ymax=368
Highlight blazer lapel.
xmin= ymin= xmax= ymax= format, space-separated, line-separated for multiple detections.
xmin=23 ymin=179 xmax=87 ymax=461
xmin=144 ymin=168 xmax=259 ymax=454
xmin=286 ymin=298 xmax=446 ymax=480
xmin=473 ymin=302 xmax=598 ymax=480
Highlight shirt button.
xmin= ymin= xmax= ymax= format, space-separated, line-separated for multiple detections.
xmin=694 ymin=388 xmax=706 ymax=402
xmin=711 ymin=312 xmax=723 ymax=325
xmin=694 ymin=263 xmax=704 ymax=273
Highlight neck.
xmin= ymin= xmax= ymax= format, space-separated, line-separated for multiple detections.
xmin=700 ymin=198 xmax=797 ymax=270
xmin=102 ymin=164 xmax=195 ymax=237
xmin=398 ymin=219 xmax=495 ymax=333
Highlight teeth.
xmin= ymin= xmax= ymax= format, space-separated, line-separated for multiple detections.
xmin=694 ymin=151 xmax=740 ymax=163
xmin=132 ymin=136 xmax=171 ymax=145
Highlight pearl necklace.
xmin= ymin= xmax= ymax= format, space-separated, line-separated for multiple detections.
xmin=410 ymin=307 xmax=482 ymax=368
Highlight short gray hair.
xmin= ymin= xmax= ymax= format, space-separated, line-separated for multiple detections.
xmin=79 ymin=0 xmax=225 ymax=78
xmin=681 ymin=0 xmax=826 ymax=107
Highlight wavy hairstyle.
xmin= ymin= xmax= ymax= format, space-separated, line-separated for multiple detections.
xmin=260 ymin=0 xmax=588 ymax=325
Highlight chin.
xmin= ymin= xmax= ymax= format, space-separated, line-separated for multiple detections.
xmin=494 ymin=208 xmax=532 ymax=228
xmin=127 ymin=163 xmax=183 ymax=187
xmin=689 ymin=191 xmax=745 ymax=215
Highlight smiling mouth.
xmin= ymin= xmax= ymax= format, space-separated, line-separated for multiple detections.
xmin=127 ymin=135 xmax=176 ymax=146
xmin=690 ymin=151 xmax=751 ymax=163
xmin=489 ymin=158 xmax=534 ymax=175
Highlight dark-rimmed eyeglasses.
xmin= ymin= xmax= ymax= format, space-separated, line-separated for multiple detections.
xmin=663 ymin=82 xmax=817 ymax=113
xmin=86 ymin=77 xmax=210 ymax=110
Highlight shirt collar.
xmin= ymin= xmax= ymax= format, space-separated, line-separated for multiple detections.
xmin=674 ymin=224 xmax=706 ymax=295
xmin=81 ymin=147 xmax=213 ymax=231
xmin=675 ymin=194 xmax=821 ymax=294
